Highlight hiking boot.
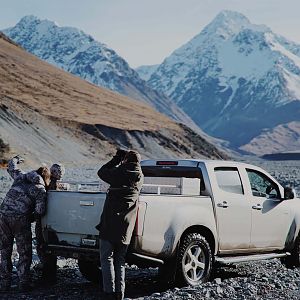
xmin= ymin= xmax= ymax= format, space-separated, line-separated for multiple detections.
xmin=115 ymin=292 xmax=124 ymax=300
xmin=33 ymin=262 xmax=44 ymax=271
xmin=0 ymin=284 xmax=10 ymax=293
xmin=101 ymin=292 xmax=116 ymax=300
xmin=36 ymin=275 xmax=57 ymax=287
xmin=18 ymin=282 xmax=33 ymax=293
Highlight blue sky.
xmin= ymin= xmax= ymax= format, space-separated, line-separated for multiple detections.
xmin=1 ymin=0 xmax=299 ymax=67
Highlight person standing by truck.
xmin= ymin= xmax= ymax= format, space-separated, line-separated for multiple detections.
xmin=0 ymin=156 xmax=49 ymax=292
xmin=35 ymin=163 xmax=69 ymax=284
xmin=96 ymin=149 xmax=144 ymax=300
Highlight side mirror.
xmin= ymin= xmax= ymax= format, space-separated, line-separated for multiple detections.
xmin=284 ymin=187 xmax=295 ymax=200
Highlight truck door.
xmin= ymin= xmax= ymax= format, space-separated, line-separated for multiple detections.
xmin=213 ymin=167 xmax=252 ymax=252
xmin=245 ymin=169 xmax=290 ymax=249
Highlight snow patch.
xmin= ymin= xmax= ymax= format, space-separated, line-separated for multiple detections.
xmin=218 ymin=38 xmax=273 ymax=80
xmin=282 ymin=69 xmax=300 ymax=102
xmin=220 ymin=79 xmax=239 ymax=113
xmin=266 ymin=32 xmax=300 ymax=70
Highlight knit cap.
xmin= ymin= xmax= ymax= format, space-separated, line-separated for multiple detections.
xmin=50 ymin=163 xmax=65 ymax=180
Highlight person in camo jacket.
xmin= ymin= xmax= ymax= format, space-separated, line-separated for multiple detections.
xmin=35 ymin=163 xmax=69 ymax=284
xmin=0 ymin=156 xmax=49 ymax=292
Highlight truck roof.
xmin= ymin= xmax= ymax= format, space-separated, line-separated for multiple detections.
xmin=141 ymin=159 xmax=257 ymax=169
xmin=141 ymin=159 xmax=280 ymax=186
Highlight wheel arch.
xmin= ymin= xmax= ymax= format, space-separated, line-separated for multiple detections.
xmin=285 ymin=216 xmax=300 ymax=251
xmin=179 ymin=225 xmax=217 ymax=255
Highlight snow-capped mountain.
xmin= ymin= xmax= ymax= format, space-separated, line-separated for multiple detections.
xmin=135 ymin=64 xmax=159 ymax=81
xmin=0 ymin=32 xmax=228 ymax=162
xmin=140 ymin=10 xmax=300 ymax=152
xmin=3 ymin=16 xmax=195 ymax=127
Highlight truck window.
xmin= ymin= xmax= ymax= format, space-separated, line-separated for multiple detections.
xmin=214 ymin=167 xmax=244 ymax=195
xmin=246 ymin=169 xmax=280 ymax=198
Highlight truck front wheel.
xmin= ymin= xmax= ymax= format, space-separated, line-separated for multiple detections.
xmin=176 ymin=233 xmax=213 ymax=286
xmin=78 ymin=259 xmax=103 ymax=285
xmin=281 ymin=236 xmax=300 ymax=268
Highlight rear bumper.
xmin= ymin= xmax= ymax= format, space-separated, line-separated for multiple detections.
xmin=45 ymin=244 xmax=99 ymax=260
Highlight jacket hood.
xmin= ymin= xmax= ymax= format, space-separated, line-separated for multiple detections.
xmin=26 ymin=171 xmax=45 ymax=186
xmin=122 ymin=162 xmax=143 ymax=181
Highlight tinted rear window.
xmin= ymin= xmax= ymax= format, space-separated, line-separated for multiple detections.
xmin=214 ymin=167 xmax=244 ymax=195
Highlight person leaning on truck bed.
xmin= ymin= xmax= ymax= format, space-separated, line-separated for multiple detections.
xmin=0 ymin=156 xmax=49 ymax=292
xmin=96 ymin=149 xmax=144 ymax=300
xmin=35 ymin=163 xmax=69 ymax=284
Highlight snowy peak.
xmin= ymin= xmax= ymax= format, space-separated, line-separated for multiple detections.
xmin=6 ymin=15 xmax=153 ymax=82
xmin=144 ymin=10 xmax=300 ymax=154
xmin=203 ymin=10 xmax=251 ymax=38
xmin=16 ymin=15 xmax=41 ymax=26
xmin=17 ymin=15 xmax=40 ymax=25
xmin=216 ymin=10 xmax=249 ymax=21
xmin=135 ymin=64 xmax=159 ymax=81
xmin=7 ymin=15 xmax=105 ymax=55
xmin=3 ymin=15 xmax=199 ymax=129
xmin=14 ymin=15 xmax=61 ymax=35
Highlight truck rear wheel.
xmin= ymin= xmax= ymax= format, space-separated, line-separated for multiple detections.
xmin=78 ymin=259 xmax=102 ymax=285
xmin=176 ymin=233 xmax=213 ymax=286
xmin=281 ymin=236 xmax=300 ymax=268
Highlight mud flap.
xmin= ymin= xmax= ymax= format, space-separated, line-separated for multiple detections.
xmin=159 ymin=241 xmax=180 ymax=286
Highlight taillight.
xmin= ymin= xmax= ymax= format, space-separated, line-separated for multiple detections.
xmin=134 ymin=206 xmax=139 ymax=236
xmin=135 ymin=201 xmax=146 ymax=236
xmin=156 ymin=161 xmax=178 ymax=166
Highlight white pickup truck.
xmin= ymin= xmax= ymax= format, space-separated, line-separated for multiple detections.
xmin=42 ymin=159 xmax=299 ymax=286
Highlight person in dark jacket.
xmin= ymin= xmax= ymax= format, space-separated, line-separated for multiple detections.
xmin=0 ymin=156 xmax=49 ymax=292
xmin=35 ymin=163 xmax=69 ymax=284
xmin=97 ymin=149 xmax=143 ymax=300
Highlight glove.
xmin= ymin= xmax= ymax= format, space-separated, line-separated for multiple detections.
xmin=13 ymin=155 xmax=25 ymax=164
xmin=29 ymin=213 xmax=35 ymax=223
xmin=115 ymin=149 xmax=128 ymax=160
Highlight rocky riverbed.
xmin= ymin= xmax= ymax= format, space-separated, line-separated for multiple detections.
xmin=1 ymin=259 xmax=300 ymax=299
xmin=0 ymin=160 xmax=299 ymax=299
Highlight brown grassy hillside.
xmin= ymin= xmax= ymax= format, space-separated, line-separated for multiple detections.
xmin=0 ymin=34 xmax=175 ymax=131
xmin=0 ymin=34 xmax=227 ymax=164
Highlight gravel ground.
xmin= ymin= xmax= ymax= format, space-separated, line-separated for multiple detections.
xmin=0 ymin=160 xmax=300 ymax=299
xmin=1 ymin=259 xmax=300 ymax=299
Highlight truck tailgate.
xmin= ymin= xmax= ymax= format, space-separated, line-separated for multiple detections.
xmin=42 ymin=191 xmax=106 ymax=246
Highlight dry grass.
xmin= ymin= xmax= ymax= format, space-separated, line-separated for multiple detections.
xmin=0 ymin=36 xmax=176 ymax=132
xmin=0 ymin=35 xmax=227 ymax=161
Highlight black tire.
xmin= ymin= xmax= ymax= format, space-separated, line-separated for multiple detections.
xmin=175 ymin=233 xmax=213 ymax=286
xmin=281 ymin=236 xmax=300 ymax=268
xmin=78 ymin=259 xmax=103 ymax=285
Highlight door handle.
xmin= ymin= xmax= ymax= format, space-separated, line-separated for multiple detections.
xmin=80 ymin=200 xmax=94 ymax=206
xmin=252 ymin=204 xmax=262 ymax=210
xmin=217 ymin=201 xmax=229 ymax=208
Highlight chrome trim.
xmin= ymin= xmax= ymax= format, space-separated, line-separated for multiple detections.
xmin=80 ymin=200 xmax=94 ymax=206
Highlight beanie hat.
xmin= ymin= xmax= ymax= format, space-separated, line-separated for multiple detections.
xmin=50 ymin=163 xmax=65 ymax=180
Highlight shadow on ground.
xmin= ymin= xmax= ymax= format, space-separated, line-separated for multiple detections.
xmin=0 ymin=263 xmax=248 ymax=300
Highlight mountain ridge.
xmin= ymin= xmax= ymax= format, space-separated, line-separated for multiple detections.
xmin=3 ymin=16 xmax=198 ymax=129
xmin=0 ymin=33 xmax=227 ymax=164
xmin=137 ymin=10 xmax=300 ymax=154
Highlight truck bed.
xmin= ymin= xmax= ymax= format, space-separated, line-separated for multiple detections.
xmin=135 ymin=194 xmax=214 ymax=258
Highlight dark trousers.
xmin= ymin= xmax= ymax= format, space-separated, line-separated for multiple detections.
xmin=0 ymin=215 xmax=32 ymax=285
xmin=35 ymin=218 xmax=57 ymax=279
xmin=100 ymin=239 xmax=128 ymax=299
